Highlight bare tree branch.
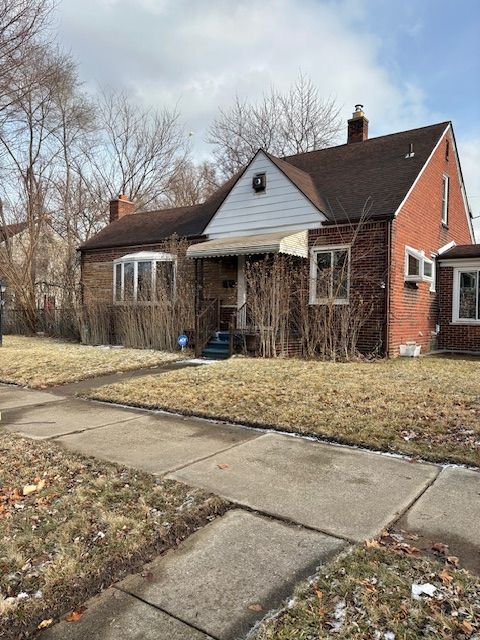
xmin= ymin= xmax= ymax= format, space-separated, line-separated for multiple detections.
xmin=207 ymin=73 xmax=343 ymax=178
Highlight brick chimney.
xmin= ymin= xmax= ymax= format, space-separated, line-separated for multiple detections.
xmin=347 ymin=104 xmax=369 ymax=144
xmin=109 ymin=194 xmax=135 ymax=224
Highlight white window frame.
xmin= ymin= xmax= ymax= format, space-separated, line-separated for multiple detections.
xmin=405 ymin=246 xmax=434 ymax=284
xmin=309 ymin=244 xmax=351 ymax=305
xmin=452 ymin=266 xmax=480 ymax=324
xmin=113 ymin=251 xmax=176 ymax=303
xmin=442 ymin=174 xmax=449 ymax=226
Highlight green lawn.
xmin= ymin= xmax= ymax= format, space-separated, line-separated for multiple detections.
xmin=0 ymin=431 xmax=226 ymax=640
xmin=253 ymin=543 xmax=480 ymax=639
xmin=87 ymin=355 xmax=480 ymax=467
xmin=0 ymin=336 xmax=183 ymax=388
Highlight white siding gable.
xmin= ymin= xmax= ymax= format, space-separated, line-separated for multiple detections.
xmin=204 ymin=151 xmax=325 ymax=238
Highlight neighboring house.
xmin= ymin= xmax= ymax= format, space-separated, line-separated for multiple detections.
xmin=79 ymin=106 xmax=477 ymax=357
xmin=0 ymin=219 xmax=66 ymax=310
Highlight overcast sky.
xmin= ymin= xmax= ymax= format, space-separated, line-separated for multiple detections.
xmin=57 ymin=0 xmax=480 ymax=234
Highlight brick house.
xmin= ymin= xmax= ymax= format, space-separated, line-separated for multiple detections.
xmin=79 ymin=106 xmax=477 ymax=357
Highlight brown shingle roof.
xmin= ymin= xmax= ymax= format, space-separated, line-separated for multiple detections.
xmin=79 ymin=177 xmax=236 ymax=251
xmin=440 ymin=245 xmax=480 ymax=260
xmin=0 ymin=222 xmax=28 ymax=241
xmin=80 ymin=121 xmax=452 ymax=251
xmin=283 ymin=121 xmax=450 ymax=223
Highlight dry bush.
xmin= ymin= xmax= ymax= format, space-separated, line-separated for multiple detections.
xmin=245 ymin=247 xmax=381 ymax=361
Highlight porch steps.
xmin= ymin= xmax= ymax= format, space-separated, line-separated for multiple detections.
xmin=202 ymin=331 xmax=231 ymax=360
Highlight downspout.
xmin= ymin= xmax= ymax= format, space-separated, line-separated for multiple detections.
xmin=384 ymin=219 xmax=393 ymax=357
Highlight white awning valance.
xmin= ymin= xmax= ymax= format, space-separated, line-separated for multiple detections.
xmin=186 ymin=230 xmax=308 ymax=259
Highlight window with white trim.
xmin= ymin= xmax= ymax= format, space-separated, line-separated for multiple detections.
xmin=113 ymin=251 xmax=175 ymax=303
xmin=310 ymin=246 xmax=350 ymax=304
xmin=442 ymin=175 xmax=449 ymax=225
xmin=405 ymin=246 xmax=434 ymax=284
xmin=453 ymin=268 xmax=480 ymax=322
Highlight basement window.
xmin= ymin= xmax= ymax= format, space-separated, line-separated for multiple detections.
xmin=113 ymin=251 xmax=175 ymax=303
xmin=404 ymin=246 xmax=434 ymax=285
xmin=310 ymin=245 xmax=350 ymax=304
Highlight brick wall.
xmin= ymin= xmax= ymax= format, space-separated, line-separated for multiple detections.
xmin=309 ymin=220 xmax=389 ymax=354
xmin=388 ymin=130 xmax=473 ymax=356
xmin=438 ymin=266 xmax=480 ymax=352
xmin=81 ymin=241 xmax=198 ymax=304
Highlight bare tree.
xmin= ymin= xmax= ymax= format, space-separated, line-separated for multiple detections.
xmin=0 ymin=0 xmax=53 ymax=107
xmin=162 ymin=159 xmax=218 ymax=208
xmin=0 ymin=46 xmax=76 ymax=327
xmin=207 ymin=74 xmax=343 ymax=178
xmin=85 ymin=89 xmax=188 ymax=211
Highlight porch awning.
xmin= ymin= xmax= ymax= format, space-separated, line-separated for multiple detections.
xmin=186 ymin=230 xmax=308 ymax=259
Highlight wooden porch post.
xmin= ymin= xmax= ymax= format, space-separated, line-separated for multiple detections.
xmin=194 ymin=258 xmax=204 ymax=357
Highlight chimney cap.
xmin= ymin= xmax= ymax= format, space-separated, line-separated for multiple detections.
xmin=352 ymin=104 xmax=366 ymax=119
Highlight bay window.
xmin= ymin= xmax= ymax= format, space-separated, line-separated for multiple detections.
xmin=113 ymin=251 xmax=175 ymax=303
xmin=310 ymin=245 xmax=350 ymax=304
xmin=453 ymin=268 xmax=480 ymax=322
xmin=405 ymin=246 xmax=434 ymax=285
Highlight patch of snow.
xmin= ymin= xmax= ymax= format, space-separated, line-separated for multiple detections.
xmin=331 ymin=600 xmax=346 ymax=632
xmin=412 ymin=583 xmax=437 ymax=600
xmin=181 ymin=358 xmax=221 ymax=365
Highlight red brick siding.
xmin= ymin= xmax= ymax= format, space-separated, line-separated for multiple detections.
xmin=438 ymin=266 xmax=480 ymax=351
xmin=309 ymin=221 xmax=389 ymax=354
xmin=388 ymin=130 xmax=473 ymax=356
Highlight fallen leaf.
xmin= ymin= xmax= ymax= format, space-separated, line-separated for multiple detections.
xmin=447 ymin=555 xmax=460 ymax=567
xmin=248 ymin=603 xmax=263 ymax=612
xmin=65 ymin=607 xmax=86 ymax=622
xmin=432 ymin=542 xmax=449 ymax=555
xmin=462 ymin=620 xmax=474 ymax=635
xmin=365 ymin=539 xmax=380 ymax=548
xmin=37 ymin=619 xmax=53 ymax=629
xmin=22 ymin=484 xmax=37 ymax=496
xmin=36 ymin=479 xmax=46 ymax=491
xmin=217 ymin=464 xmax=229 ymax=470
xmin=438 ymin=568 xmax=453 ymax=585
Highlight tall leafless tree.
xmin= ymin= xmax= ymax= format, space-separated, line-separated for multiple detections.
xmin=207 ymin=74 xmax=343 ymax=178
xmin=85 ymin=89 xmax=189 ymax=211
xmin=0 ymin=0 xmax=53 ymax=109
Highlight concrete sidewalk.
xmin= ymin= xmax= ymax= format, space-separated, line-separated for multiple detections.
xmin=1 ymin=382 xmax=479 ymax=639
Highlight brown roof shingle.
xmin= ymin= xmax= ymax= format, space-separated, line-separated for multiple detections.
xmin=0 ymin=222 xmax=28 ymax=241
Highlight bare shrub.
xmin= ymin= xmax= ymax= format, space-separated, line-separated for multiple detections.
xmin=80 ymin=238 xmax=194 ymax=351
xmin=244 ymin=223 xmax=382 ymax=361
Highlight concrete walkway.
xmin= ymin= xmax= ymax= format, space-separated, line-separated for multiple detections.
xmin=1 ymin=382 xmax=479 ymax=639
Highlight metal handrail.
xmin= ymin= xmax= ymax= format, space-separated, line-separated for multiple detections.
xmin=195 ymin=298 xmax=219 ymax=356
xmin=237 ymin=301 xmax=248 ymax=330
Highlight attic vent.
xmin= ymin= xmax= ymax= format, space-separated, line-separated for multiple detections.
xmin=252 ymin=172 xmax=266 ymax=192
xmin=405 ymin=143 xmax=415 ymax=159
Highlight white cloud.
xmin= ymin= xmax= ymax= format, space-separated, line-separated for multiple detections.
xmin=57 ymin=0 xmax=477 ymax=235
xmin=58 ymin=0 xmax=433 ymax=153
